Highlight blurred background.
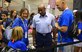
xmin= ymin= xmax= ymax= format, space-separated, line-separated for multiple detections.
xmin=0 ymin=0 xmax=73 ymax=16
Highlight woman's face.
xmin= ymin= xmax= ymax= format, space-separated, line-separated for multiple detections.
xmin=22 ymin=10 xmax=29 ymax=19
xmin=12 ymin=11 xmax=17 ymax=17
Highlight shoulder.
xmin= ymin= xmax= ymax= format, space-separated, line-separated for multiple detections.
xmin=47 ymin=12 xmax=54 ymax=17
xmin=33 ymin=14 xmax=40 ymax=20
xmin=15 ymin=17 xmax=21 ymax=20
xmin=64 ymin=9 xmax=73 ymax=15
xmin=46 ymin=12 xmax=55 ymax=19
xmin=8 ymin=41 xmax=13 ymax=46
xmin=62 ymin=9 xmax=74 ymax=19
xmin=17 ymin=41 xmax=26 ymax=45
xmin=14 ymin=17 xmax=21 ymax=22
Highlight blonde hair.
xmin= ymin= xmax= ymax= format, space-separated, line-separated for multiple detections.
xmin=11 ymin=26 xmax=23 ymax=41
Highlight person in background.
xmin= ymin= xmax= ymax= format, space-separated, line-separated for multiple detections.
xmin=28 ymin=12 xmax=35 ymax=29
xmin=8 ymin=26 xmax=27 ymax=51
xmin=12 ymin=8 xmax=29 ymax=46
xmin=74 ymin=10 xmax=82 ymax=52
xmin=55 ymin=0 xmax=74 ymax=52
xmin=0 ymin=11 xmax=11 ymax=49
xmin=0 ymin=7 xmax=3 ymax=40
xmin=28 ymin=13 xmax=35 ymax=37
xmin=0 ymin=8 xmax=3 ymax=45
xmin=10 ymin=9 xmax=17 ymax=21
xmin=32 ymin=4 xmax=55 ymax=52
xmin=0 ymin=7 xmax=3 ymax=20
xmin=1 ymin=11 xmax=12 ymax=28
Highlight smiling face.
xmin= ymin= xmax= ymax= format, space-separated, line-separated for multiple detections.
xmin=22 ymin=10 xmax=28 ymax=18
xmin=20 ymin=8 xmax=29 ymax=19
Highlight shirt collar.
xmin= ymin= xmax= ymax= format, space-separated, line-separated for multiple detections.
xmin=39 ymin=13 xmax=47 ymax=18
xmin=64 ymin=7 xmax=69 ymax=10
xmin=63 ymin=7 xmax=69 ymax=13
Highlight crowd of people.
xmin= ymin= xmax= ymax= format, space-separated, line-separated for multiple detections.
xmin=0 ymin=0 xmax=82 ymax=52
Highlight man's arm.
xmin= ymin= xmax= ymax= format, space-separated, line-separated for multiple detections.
xmin=32 ymin=28 xmax=36 ymax=46
xmin=52 ymin=27 xmax=58 ymax=40
xmin=51 ymin=15 xmax=58 ymax=44
xmin=31 ymin=16 xmax=36 ymax=46
xmin=55 ymin=22 xmax=68 ymax=32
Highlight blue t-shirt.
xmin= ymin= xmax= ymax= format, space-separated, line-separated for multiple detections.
xmin=77 ymin=22 xmax=82 ymax=41
xmin=58 ymin=9 xmax=74 ymax=43
xmin=12 ymin=17 xmax=29 ymax=45
xmin=8 ymin=40 xmax=27 ymax=51
xmin=12 ymin=17 xmax=28 ymax=34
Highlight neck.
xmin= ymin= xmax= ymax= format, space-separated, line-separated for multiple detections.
xmin=41 ymin=12 xmax=46 ymax=17
xmin=21 ymin=17 xmax=24 ymax=21
xmin=63 ymin=4 xmax=68 ymax=10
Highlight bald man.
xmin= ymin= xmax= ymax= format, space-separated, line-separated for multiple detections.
xmin=32 ymin=4 xmax=55 ymax=52
xmin=55 ymin=0 xmax=74 ymax=52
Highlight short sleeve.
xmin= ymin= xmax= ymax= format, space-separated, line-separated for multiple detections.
xmin=51 ymin=15 xmax=55 ymax=27
xmin=61 ymin=14 xmax=70 ymax=26
xmin=32 ymin=16 xmax=36 ymax=28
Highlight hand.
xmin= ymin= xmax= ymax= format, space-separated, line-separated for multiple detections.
xmin=55 ymin=22 xmax=59 ymax=28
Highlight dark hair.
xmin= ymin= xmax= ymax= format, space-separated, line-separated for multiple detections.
xmin=20 ymin=8 xmax=29 ymax=17
xmin=1 ymin=11 xmax=8 ymax=16
xmin=30 ymin=13 xmax=35 ymax=17
xmin=75 ymin=10 xmax=82 ymax=21
xmin=10 ymin=10 xmax=17 ymax=19
xmin=28 ymin=13 xmax=35 ymax=25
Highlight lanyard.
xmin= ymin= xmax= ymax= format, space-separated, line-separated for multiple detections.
xmin=21 ymin=18 xmax=27 ymax=29
xmin=21 ymin=18 xmax=28 ymax=38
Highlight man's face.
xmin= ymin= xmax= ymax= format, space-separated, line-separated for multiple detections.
xmin=1 ymin=14 xmax=7 ymax=19
xmin=1 ymin=14 xmax=7 ymax=21
xmin=38 ymin=7 xmax=46 ymax=16
xmin=56 ymin=1 xmax=64 ymax=11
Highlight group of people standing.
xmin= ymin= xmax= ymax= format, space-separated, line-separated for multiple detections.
xmin=0 ymin=0 xmax=82 ymax=52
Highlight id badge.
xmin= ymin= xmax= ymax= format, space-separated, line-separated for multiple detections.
xmin=25 ymin=32 xmax=27 ymax=38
